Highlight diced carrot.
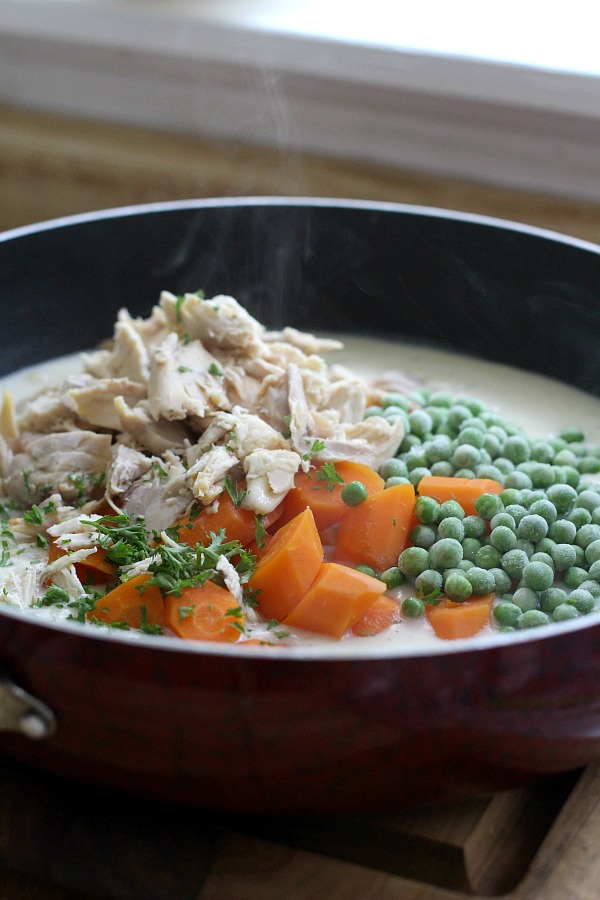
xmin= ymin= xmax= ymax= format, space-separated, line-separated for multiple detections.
xmin=426 ymin=593 xmax=494 ymax=640
xmin=175 ymin=492 xmax=282 ymax=549
xmin=89 ymin=573 xmax=165 ymax=629
xmin=276 ymin=461 xmax=385 ymax=533
xmin=334 ymin=482 xmax=416 ymax=571
xmin=163 ymin=581 xmax=243 ymax=642
xmin=283 ymin=561 xmax=386 ymax=639
xmin=248 ymin=507 xmax=323 ymax=621
xmin=417 ymin=476 xmax=502 ymax=517
xmin=352 ymin=595 xmax=402 ymax=636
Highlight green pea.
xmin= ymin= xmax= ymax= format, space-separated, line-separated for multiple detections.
xmin=574 ymin=489 xmax=600 ymax=512
xmin=517 ymin=514 xmax=548 ymax=543
xmin=489 ymin=567 xmax=512 ymax=594
xmin=410 ymin=525 xmax=437 ymax=550
xmin=553 ymin=603 xmax=580 ymax=621
xmin=535 ymin=538 xmax=556 ymax=555
xmin=415 ymin=568 xmax=443 ymax=597
xmin=503 ymin=471 xmax=533 ymax=490
xmin=465 ymin=566 xmax=495 ymax=594
xmin=560 ymin=426 xmax=586 ymax=443
xmin=577 ymin=580 xmax=600 ymax=598
xmin=430 ymin=538 xmax=463 ymax=570
xmin=585 ymin=539 xmax=600 ymax=565
xmin=438 ymin=500 xmax=465 ymax=521
xmin=385 ymin=476 xmax=411 ymax=488
xmin=546 ymin=483 xmax=577 ymax=515
xmin=522 ymin=561 xmax=554 ymax=592
xmin=427 ymin=391 xmax=453 ymax=408
xmin=501 ymin=548 xmax=530 ymax=580
xmin=564 ymin=566 xmax=589 ymax=589
xmin=550 ymin=543 xmax=577 ymax=572
xmin=567 ymin=588 xmax=595 ymax=614
xmin=489 ymin=525 xmax=518 ymax=553
xmin=444 ymin=572 xmax=473 ymax=602
xmin=462 ymin=515 xmax=487 ymax=539
xmin=579 ymin=457 xmax=600 ymax=474
xmin=474 ymin=493 xmax=504 ymax=520
xmin=503 ymin=435 xmax=531 ymax=465
xmin=548 ymin=518 xmax=577 ymax=543
xmin=408 ymin=410 xmax=433 ymax=439
xmin=475 ymin=464 xmax=505 ymax=483
xmin=518 ymin=609 xmax=550 ymax=628
xmin=462 ymin=537 xmax=483 ymax=562
xmin=402 ymin=596 xmax=426 ymax=618
xmin=430 ymin=461 xmax=454 ymax=477
xmin=382 ymin=393 xmax=410 ymax=411
xmin=539 ymin=587 xmax=568 ymax=613
xmin=457 ymin=426 xmax=485 ymax=448
xmin=423 ymin=435 xmax=453 ymax=463
xmin=379 ymin=458 xmax=409 ymax=480
xmin=568 ymin=507 xmax=592 ymax=528
xmin=512 ymin=587 xmax=540 ymax=612
xmin=408 ymin=467 xmax=431 ymax=487
xmin=437 ymin=516 xmax=465 ymax=541
xmin=380 ymin=566 xmax=405 ymax=589
xmin=447 ymin=404 xmax=472 ymax=432
xmin=398 ymin=547 xmax=430 ymax=578
xmin=341 ymin=480 xmax=368 ymax=507
xmin=493 ymin=602 xmax=522 ymax=627
xmin=414 ymin=495 xmax=440 ymax=525
xmin=530 ymin=552 xmax=555 ymax=571
xmin=576 ymin=524 xmax=600 ymax=549
xmin=528 ymin=499 xmax=557 ymax=524
xmin=530 ymin=441 xmax=555 ymax=464
xmin=475 ymin=545 xmax=502 ymax=570
xmin=504 ymin=504 xmax=528 ymax=525
xmin=356 ymin=564 xmax=378 ymax=578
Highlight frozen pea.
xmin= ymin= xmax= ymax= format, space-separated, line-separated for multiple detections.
xmin=518 ymin=610 xmax=550 ymax=628
xmin=539 ymin=587 xmax=568 ymax=613
xmin=474 ymin=493 xmax=504 ymax=520
xmin=493 ymin=602 xmax=522 ymax=627
xmin=408 ymin=467 xmax=431 ymax=487
xmin=530 ymin=552 xmax=555 ymax=570
xmin=546 ymin=483 xmax=578 ymax=515
xmin=408 ymin=409 xmax=433 ymax=439
xmin=385 ymin=476 xmax=411 ymax=487
xmin=409 ymin=525 xmax=437 ymax=550
xmin=446 ymin=405 xmax=473 ymax=432
xmin=522 ymin=561 xmax=554 ymax=592
xmin=489 ymin=525 xmax=518 ymax=553
xmin=560 ymin=425 xmax=586 ymax=443
xmin=438 ymin=500 xmax=465 ymax=521
xmin=578 ymin=580 xmax=600 ymax=598
xmin=576 ymin=524 xmax=600 ymax=549
xmin=550 ymin=543 xmax=577 ymax=572
xmin=437 ymin=517 xmax=465 ymax=541
xmin=463 ymin=515 xmax=487 ymax=539
xmin=400 ymin=434 xmax=422 ymax=453
xmin=585 ymin=539 xmax=600 ymax=565
xmin=475 ymin=545 xmax=502 ymax=569
xmin=553 ymin=603 xmax=580 ymax=622
xmin=567 ymin=588 xmax=595 ymax=614
xmin=554 ymin=448 xmax=578 ymax=466
xmin=482 ymin=433 xmax=502 ymax=458
xmin=462 ymin=537 xmax=483 ymax=562
xmin=380 ymin=566 xmax=405 ymax=589
xmin=587 ymin=559 xmax=600 ymax=581
xmin=430 ymin=461 xmax=455 ymax=477
xmin=452 ymin=444 xmax=481 ymax=469
xmin=528 ymin=463 xmax=556 ymax=489
xmin=414 ymin=495 xmax=440 ymax=525
xmin=493 ymin=457 xmax=516 ymax=475
xmin=404 ymin=447 xmax=429 ymax=470
xmin=379 ymin=457 xmax=409 ymax=480
xmin=489 ymin=567 xmax=512 ymax=594
xmin=574 ymin=489 xmax=600 ymax=512
xmin=475 ymin=464 xmax=505 ymax=483
xmin=427 ymin=391 xmax=453 ymax=408
xmin=430 ymin=538 xmax=463 ymax=569
xmin=503 ymin=435 xmax=530 ymax=464
xmin=515 ymin=539 xmax=535 ymax=557
xmin=501 ymin=548 xmax=530 ymax=580
xmin=415 ymin=568 xmax=443 ymax=597
xmin=568 ymin=507 xmax=592 ymax=528
xmin=504 ymin=504 xmax=528 ymax=525
xmin=465 ymin=566 xmax=496 ymax=594
xmin=578 ymin=457 xmax=600 ymax=475
xmin=548 ymin=518 xmax=577 ymax=543
xmin=490 ymin=512 xmax=516 ymax=531
xmin=535 ymin=538 xmax=556 ymax=555
xmin=341 ymin=481 xmax=369 ymax=507
xmin=423 ymin=436 xmax=453 ymax=464
xmin=528 ymin=499 xmax=557 ymax=524
xmin=512 ymin=587 xmax=540 ymax=612
xmin=444 ymin=572 xmax=473 ymax=602
xmin=398 ymin=547 xmax=431 ymax=579
xmin=499 ymin=488 xmax=523 ymax=507
xmin=522 ymin=489 xmax=547 ymax=508
xmin=517 ymin=514 xmax=548 ymax=543
xmin=530 ymin=441 xmax=555 ymax=464
xmin=564 ymin=566 xmax=589 ymax=589
xmin=458 ymin=559 xmax=474 ymax=572
xmin=457 ymin=426 xmax=484 ymax=448
xmin=503 ymin=471 xmax=533 ymax=490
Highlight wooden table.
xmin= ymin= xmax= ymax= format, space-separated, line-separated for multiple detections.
xmin=2 ymin=101 xmax=600 ymax=900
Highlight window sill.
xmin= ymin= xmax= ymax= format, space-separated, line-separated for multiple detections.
xmin=2 ymin=0 xmax=599 ymax=200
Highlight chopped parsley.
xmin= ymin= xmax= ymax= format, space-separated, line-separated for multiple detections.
xmin=224 ymin=476 xmax=247 ymax=508
xmin=315 ymin=462 xmax=345 ymax=492
xmin=208 ymin=362 xmax=224 ymax=377
xmin=302 ymin=438 xmax=326 ymax=461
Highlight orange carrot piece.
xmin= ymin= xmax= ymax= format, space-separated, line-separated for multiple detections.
xmin=175 ymin=492 xmax=282 ymax=549
xmin=426 ymin=593 xmax=494 ymax=640
xmin=163 ymin=581 xmax=243 ymax=642
xmin=248 ymin=507 xmax=323 ymax=621
xmin=276 ymin=460 xmax=385 ymax=533
xmin=334 ymin=482 xmax=416 ymax=571
xmin=417 ymin=476 xmax=502 ymax=517
xmin=283 ymin=561 xmax=386 ymax=639
xmin=90 ymin=573 xmax=165 ymax=629
xmin=352 ymin=595 xmax=402 ymax=636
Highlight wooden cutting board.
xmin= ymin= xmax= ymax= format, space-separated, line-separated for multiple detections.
xmin=0 ymin=753 xmax=597 ymax=900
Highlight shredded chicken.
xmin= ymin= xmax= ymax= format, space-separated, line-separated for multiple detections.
xmin=0 ymin=291 xmax=404 ymax=523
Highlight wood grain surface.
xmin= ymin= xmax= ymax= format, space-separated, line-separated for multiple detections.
xmin=2 ymin=100 xmax=600 ymax=900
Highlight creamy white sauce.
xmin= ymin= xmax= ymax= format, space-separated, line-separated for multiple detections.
xmin=2 ymin=336 xmax=600 ymax=655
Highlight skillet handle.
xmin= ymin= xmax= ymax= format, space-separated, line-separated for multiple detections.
xmin=0 ymin=679 xmax=56 ymax=739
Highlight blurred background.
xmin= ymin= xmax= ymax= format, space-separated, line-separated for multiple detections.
xmin=1 ymin=0 xmax=600 ymax=240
